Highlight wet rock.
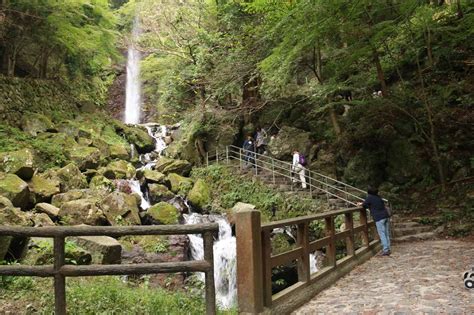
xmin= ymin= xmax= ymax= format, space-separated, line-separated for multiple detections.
xmin=0 ymin=148 xmax=36 ymax=180
xmin=58 ymin=199 xmax=106 ymax=226
xmin=148 ymin=184 xmax=175 ymax=203
xmin=28 ymin=174 xmax=60 ymax=203
xmin=73 ymin=235 xmax=122 ymax=264
xmin=65 ymin=145 xmax=101 ymax=171
xmin=0 ymin=173 xmax=30 ymax=210
xmin=29 ymin=212 xmax=55 ymax=227
xmin=147 ymin=202 xmax=180 ymax=225
xmin=167 ymin=173 xmax=193 ymax=195
xmin=100 ymin=191 xmax=141 ymax=226
xmin=43 ymin=163 xmax=88 ymax=192
xmin=102 ymin=160 xmax=136 ymax=180
xmin=187 ymin=179 xmax=211 ymax=210
xmin=35 ymin=202 xmax=60 ymax=219
xmin=21 ymin=113 xmax=56 ymax=136
xmin=154 ymin=158 xmax=192 ymax=176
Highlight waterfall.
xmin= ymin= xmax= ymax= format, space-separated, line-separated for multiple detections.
xmin=184 ymin=213 xmax=237 ymax=309
xmin=124 ymin=16 xmax=142 ymax=124
xmin=128 ymin=180 xmax=150 ymax=210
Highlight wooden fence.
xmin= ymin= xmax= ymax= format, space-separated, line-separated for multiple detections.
xmin=236 ymin=206 xmax=381 ymax=314
xmin=0 ymin=224 xmax=219 ymax=315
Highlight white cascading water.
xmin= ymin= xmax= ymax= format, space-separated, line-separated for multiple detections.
xmin=184 ymin=213 xmax=237 ymax=309
xmin=124 ymin=16 xmax=142 ymax=124
xmin=128 ymin=180 xmax=150 ymax=210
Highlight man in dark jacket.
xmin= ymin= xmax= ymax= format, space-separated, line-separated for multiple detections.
xmin=242 ymin=135 xmax=255 ymax=168
xmin=359 ymin=186 xmax=391 ymax=255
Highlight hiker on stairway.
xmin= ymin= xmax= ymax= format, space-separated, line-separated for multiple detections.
xmin=242 ymin=135 xmax=256 ymax=168
xmin=292 ymin=149 xmax=307 ymax=189
xmin=255 ymin=127 xmax=268 ymax=155
xmin=358 ymin=186 xmax=391 ymax=256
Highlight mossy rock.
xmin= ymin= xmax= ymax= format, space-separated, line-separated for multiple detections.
xmin=143 ymin=169 xmax=167 ymax=184
xmin=187 ymin=179 xmax=211 ymax=210
xmin=154 ymin=157 xmax=192 ymax=176
xmin=167 ymin=173 xmax=193 ymax=195
xmin=102 ymin=160 xmax=136 ymax=180
xmin=65 ymin=145 xmax=102 ymax=171
xmin=100 ymin=191 xmax=141 ymax=226
xmin=43 ymin=163 xmax=88 ymax=192
xmin=28 ymin=174 xmax=60 ymax=203
xmin=267 ymin=126 xmax=311 ymax=160
xmin=0 ymin=202 xmax=32 ymax=261
xmin=115 ymin=123 xmax=154 ymax=153
xmin=58 ymin=199 xmax=106 ymax=226
xmin=147 ymin=202 xmax=180 ymax=225
xmin=0 ymin=173 xmax=30 ymax=210
xmin=20 ymin=113 xmax=56 ymax=136
xmin=51 ymin=189 xmax=107 ymax=208
xmin=91 ymin=137 xmax=112 ymax=161
xmin=89 ymin=175 xmax=114 ymax=191
xmin=0 ymin=148 xmax=36 ymax=180
xmin=109 ymin=145 xmax=129 ymax=160
xmin=148 ymin=184 xmax=175 ymax=203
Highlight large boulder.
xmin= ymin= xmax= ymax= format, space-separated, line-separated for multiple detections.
xmin=0 ymin=148 xmax=36 ymax=180
xmin=35 ymin=202 xmax=60 ymax=219
xmin=91 ymin=137 xmax=111 ymax=161
xmin=0 ymin=173 xmax=30 ymax=210
xmin=167 ymin=173 xmax=193 ymax=195
xmin=43 ymin=163 xmax=88 ymax=192
xmin=109 ymin=145 xmax=129 ymax=160
xmin=148 ymin=184 xmax=175 ymax=203
xmin=154 ymin=158 xmax=192 ymax=176
xmin=28 ymin=174 xmax=60 ymax=203
xmin=116 ymin=124 xmax=154 ymax=153
xmin=143 ymin=169 xmax=167 ymax=184
xmin=58 ymin=199 xmax=106 ymax=226
xmin=65 ymin=145 xmax=102 ymax=171
xmin=0 ymin=201 xmax=32 ymax=261
xmin=100 ymin=191 xmax=141 ymax=226
xmin=102 ymin=160 xmax=136 ymax=180
xmin=187 ymin=179 xmax=211 ymax=210
xmin=73 ymin=235 xmax=122 ymax=264
xmin=309 ymin=147 xmax=337 ymax=178
xmin=26 ymin=238 xmax=91 ymax=265
xmin=21 ymin=113 xmax=56 ymax=136
xmin=267 ymin=126 xmax=311 ymax=160
xmin=147 ymin=202 xmax=180 ymax=225
xmin=28 ymin=212 xmax=55 ymax=227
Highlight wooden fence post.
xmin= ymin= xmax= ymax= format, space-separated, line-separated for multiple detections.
xmin=297 ymin=222 xmax=310 ymax=282
xmin=236 ymin=205 xmax=264 ymax=314
xmin=359 ymin=208 xmax=370 ymax=247
xmin=345 ymin=212 xmax=355 ymax=256
xmin=325 ymin=216 xmax=336 ymax=267
xmin=54 ymin=236 xmax=66 ymax=315
xmin=203 ymin=231 xmax=216 ymax=315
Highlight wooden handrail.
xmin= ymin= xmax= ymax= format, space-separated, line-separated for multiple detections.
xmin=0 ymin=224 xmax=219 ymax=315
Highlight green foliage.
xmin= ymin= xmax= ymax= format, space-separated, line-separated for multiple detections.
xmin=192 ymin=165 xmax=328 ymax=221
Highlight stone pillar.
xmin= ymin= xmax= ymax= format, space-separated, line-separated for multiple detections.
xmin=235 ymin=203 xmax=264 ymax=314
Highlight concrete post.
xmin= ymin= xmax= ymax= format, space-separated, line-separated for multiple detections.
xmin=236 ymin=205 xmax=264 ymax=314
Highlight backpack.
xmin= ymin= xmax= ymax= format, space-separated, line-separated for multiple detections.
xmin=299 ymin=153 xmax=307 ymax=166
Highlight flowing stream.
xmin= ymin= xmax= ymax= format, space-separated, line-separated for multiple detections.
xmin=124 ymin=16 xmax=142 ymax=124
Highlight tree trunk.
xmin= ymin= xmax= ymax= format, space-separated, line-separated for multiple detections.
xmin=372 ymin=48 xmax=388 ymax=96
xmin=426 ymin=28 xmax=433 ymax=67
xmin=329 ymin=107 xmax=341 ymax=137
xmin=39 ymin=52 xmax=49 ymax=79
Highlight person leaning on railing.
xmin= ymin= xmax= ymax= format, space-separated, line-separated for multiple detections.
xmin=357 ymin=186 xmax=391 ymax=256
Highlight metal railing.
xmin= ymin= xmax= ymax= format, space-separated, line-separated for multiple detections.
xmin=206 ymin=145 xmax=390 ymax=208
xmin=0 ymin=224 xmax=219 ymax=315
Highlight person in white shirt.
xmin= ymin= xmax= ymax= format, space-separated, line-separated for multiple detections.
xmin=292 ymin=149 xmax=307 ymax=189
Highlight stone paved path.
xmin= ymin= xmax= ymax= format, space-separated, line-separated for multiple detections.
xmin=294 ymin=240 xmax=474 ymax=314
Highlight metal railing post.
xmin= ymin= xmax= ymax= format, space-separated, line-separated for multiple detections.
xmin=216 ymin=149 xmax=219 ymax=165
xmin=239 ymin=148 xmax=243 ymax=170
xmin=308 ymin=170 xmax=312 ymax=196
xmin=226 ymin=146 xmax=229 ymax=164
xmin=255 ymin=150 xmax=258 ymax=175
xmin=206 ymin=152 xmax=209 ymax=167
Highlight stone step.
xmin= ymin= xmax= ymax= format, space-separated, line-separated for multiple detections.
xmin=392 ymin=231 xmax=437 ymax=242
xmin=392 ymin=226 xmax=433 ymax=237
xmin=391 ymin=221 xmax=424 ymax=229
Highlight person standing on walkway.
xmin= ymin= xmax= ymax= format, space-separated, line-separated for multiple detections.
xmin=359 ymin=186 xmax=391 ymax=256
xmin=255 ymin=127 xmax=268 ymax=155
xmin=292 ymin=149 xmax=307 ymax=189
xmin=242 ymin=135 xmax=256 ymax=168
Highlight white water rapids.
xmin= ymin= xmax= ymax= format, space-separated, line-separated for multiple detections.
xmin=124 ymin=16 xmax=142 ymax=124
